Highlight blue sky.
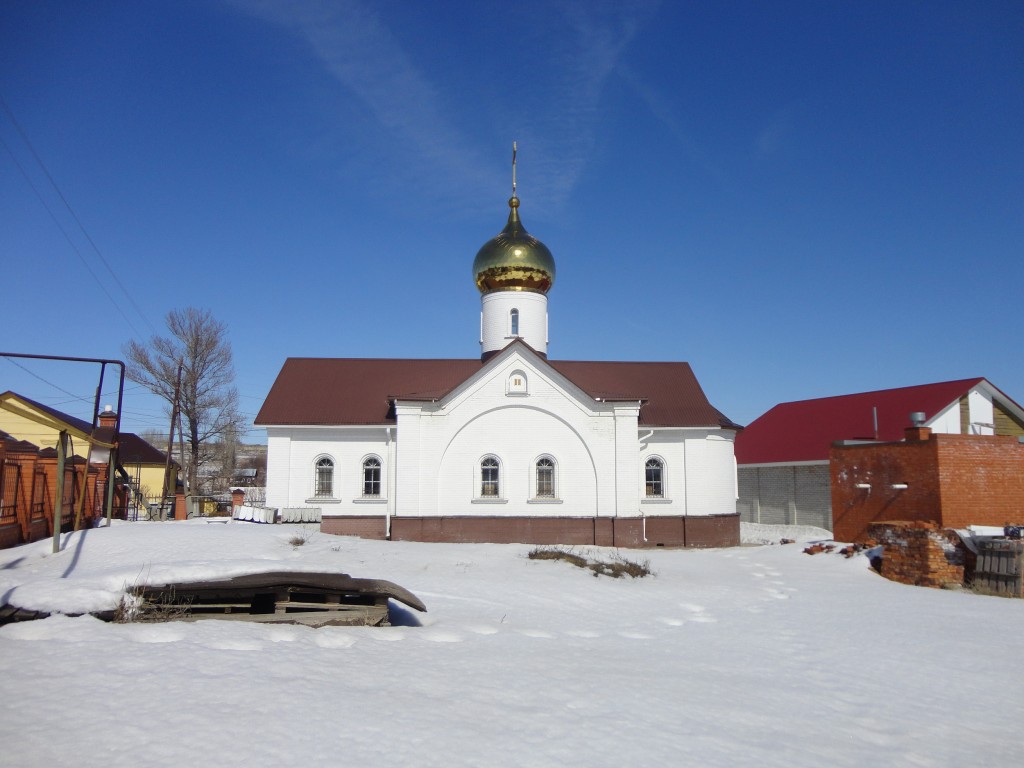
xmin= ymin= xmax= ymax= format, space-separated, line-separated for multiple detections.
xmin=2 ymin=0 xmax=1022 ymax=442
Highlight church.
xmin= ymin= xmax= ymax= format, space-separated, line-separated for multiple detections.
xmin=256 ymin=156 xmax=741 ymax=547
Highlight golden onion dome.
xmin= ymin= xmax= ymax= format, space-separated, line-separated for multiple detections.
xmin=473 ymin=195 xmax=556 ymax=294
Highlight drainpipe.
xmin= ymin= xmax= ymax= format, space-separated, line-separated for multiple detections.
xmin=385 ymin=425 xmax=393 ymax=539
xmin=639 ymin=430 xmax=653 ymax=543
xmin=682 ymin=439 xmax=689 ymax=548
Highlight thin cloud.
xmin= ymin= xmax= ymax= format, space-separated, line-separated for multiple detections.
xmin=617 ymin=63 xmax=731 ymax=190
xmin=533 ymin=1 xmax=658 ymax=205
xmin=235 ymin=0 xmax=492 ymax=206
xmin=234 ymin=0 xmax=658 ymax=212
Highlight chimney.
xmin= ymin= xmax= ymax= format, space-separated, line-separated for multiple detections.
xmin=98 ymin=404 xmax=117 ymax=429
xmin=905 ymin=412 xmax=930 ymax=442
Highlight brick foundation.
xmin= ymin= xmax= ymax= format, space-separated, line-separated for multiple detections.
xmin=321 ymin=516 xmax=389 ymax=540
xmin=867 ymin=521 xmax=974 ymax=588
xmin=323 ymin=514 xmax=740 ymax=548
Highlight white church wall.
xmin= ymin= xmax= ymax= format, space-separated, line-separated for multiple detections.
xmin=394 ymin=408 xmax=424 ymax=517
xmin=685 ymin=431 xmax=739 ymax=517
xmin=265 ymin=427 xmax=390 ymax=511
xmin=434 ymin=405 xmax=602 ymax=516
xmin=398 ymin=351 xmax=621 ymax=518
xmin=640 ymin=431 xmax=685 ymax=515
xmin=640 ymin=430 xmax=737 ymax=517
xmin=265 ymin=431 xmax=292 ymax=509
xmin=614 ymin=406 xmax=642 ymax=515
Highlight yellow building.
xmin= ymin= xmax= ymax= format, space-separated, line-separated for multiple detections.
xmin=0 ymin=391 xmax=178 ymax=507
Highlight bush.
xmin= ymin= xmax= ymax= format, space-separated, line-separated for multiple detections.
xmin=114 ymin=587 xmax=192 ymax=623
xmin=527 ymin=546 xmax=652 ymax=579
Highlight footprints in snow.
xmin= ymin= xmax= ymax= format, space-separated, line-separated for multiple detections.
xmin=743 ymin=560 xmax=798 ymax=602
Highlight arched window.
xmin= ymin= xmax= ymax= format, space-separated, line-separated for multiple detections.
xmin=510 ymin=308 xmax=519 ymax=336
xmin=314 ymin=457 xmax=334 ymax=498
xmin=536 ymin=457 xmax=555 ymax=498
xmin=481 ymin=457 xmax=500 ymax=498
xmin=362 ymin=457 xmax=382 ymax=497
xmin=645 ymin=458 xmax=664 ymax=498
xmin=507 ymin=369 xmax=528 ymax=395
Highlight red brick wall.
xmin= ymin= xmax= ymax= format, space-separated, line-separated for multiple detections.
xmin=831 ymin=438 xmax=941 ymax=542
xmin=832 ymin=431 xmax=1024 ymax=542
xmin=332 ymin=514 xmax=741 ymax=549
xmin=391 ymin=516 xmax=599 ymax=545
xmin=322 ymin=515 xmax=388 ymax=540
xmin=934 ymin=434 xmax=1024 ymax=528
xmin=594 ymin=517 xmax=615 ymax=547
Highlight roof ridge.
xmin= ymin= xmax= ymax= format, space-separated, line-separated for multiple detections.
xmin=772 ymin=377 xmax=985 ymax=407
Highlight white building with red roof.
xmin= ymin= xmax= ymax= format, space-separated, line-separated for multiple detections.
xmin=256 ymin=166 xmax=740 ymax=547
xmin=735 ymin=378 xmax=1024 ymax=531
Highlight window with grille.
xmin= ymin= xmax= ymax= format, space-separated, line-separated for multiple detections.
xmin=362 ymin=457 xmax=381 ymax=497
xmin=481 ymin=457 xmax=500 ymax=497
xmin=536 ymin=457 xmax=555 ymax=498
xmin=510 ymin=308 xmax=519 ymax=336
xmin=314 ymin=457 xmax=334 ymax=498
xmin=645 ymin=458 xmax=664 ymax=498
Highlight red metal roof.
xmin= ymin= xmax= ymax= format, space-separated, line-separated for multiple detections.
xmin=255 ymin=351 xmax=737 ymax=429
xmin=735 ymin=378 xmax=987 ymax=465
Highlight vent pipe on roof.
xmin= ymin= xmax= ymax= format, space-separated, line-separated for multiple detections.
xmin=873 ymin=407 xmax=878 ymax=440
xmin=910 ymin=411 xmax=926 ymax=427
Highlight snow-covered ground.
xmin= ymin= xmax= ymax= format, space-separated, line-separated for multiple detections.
xmin=1 ymin=521 xmax=1022 ymax=767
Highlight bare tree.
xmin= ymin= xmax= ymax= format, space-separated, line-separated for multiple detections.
xmin=124 ymin=307 xmax=247 ymax=507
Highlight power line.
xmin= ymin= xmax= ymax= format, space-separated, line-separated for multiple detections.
xmin=0 ymin=94 xmax=157 ymax=337
xmin=0 ymin=135 xmax=145 ymax=338
xmin=2 ymin=355 xmax=94 ymax=403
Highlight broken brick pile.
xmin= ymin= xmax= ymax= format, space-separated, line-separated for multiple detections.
xmin=865 ymin=521 xmax=974 ymax=589
xmin=803 ymin=542 xmax=866 ymax=558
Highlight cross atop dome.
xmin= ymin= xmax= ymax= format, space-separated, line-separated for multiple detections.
xmin=474 ymin=144 xmax=556 ymax=359
xmin=472 ymin=143 xmax=556 ymax=295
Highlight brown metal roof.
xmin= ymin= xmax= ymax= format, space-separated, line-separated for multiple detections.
xmin=0 ymin=430 xmax=39 ymax=453
xmin=255 ymin=352 xmax=736 ymax=429
xmin=118 ymin=433 xmax=171 ymax=465
xmin=549 ymin=360 xmax=738 ymax=428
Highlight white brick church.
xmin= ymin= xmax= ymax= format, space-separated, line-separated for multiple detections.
xmin=256 ymin=163 xmax=741 ymax=547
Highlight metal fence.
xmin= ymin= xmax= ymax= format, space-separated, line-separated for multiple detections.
xmin=120 ymin=488 xmax=269 ymax=521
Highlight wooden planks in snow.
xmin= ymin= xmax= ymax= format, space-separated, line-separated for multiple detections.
xmin=974 ymin=539 xmax=1024 ymax=597
xmin=130 ymin=571 xmax=427 ymax=627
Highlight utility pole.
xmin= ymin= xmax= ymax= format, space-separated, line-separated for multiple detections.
xmin=52 ymin=430 xmax=68 ymax=554
xmin=177 ymin=403 xmax=187 ymax=518
xmin=161 ymin=363 xmax=182 ymax=520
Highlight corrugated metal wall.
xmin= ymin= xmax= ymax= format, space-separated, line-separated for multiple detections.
xmin=736 ymin=465 xmax=832 ymax=530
